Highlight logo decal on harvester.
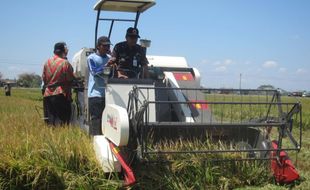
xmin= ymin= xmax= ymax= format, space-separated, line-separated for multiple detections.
xmin=173 ymin=72 xmax=194 ymax=81
xmin=190 ymin=100 xmax=209 ymax=110
xmin=107 ymin=114 xmax=117 ymax=131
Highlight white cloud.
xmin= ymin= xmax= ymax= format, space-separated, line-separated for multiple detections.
xmin=8 ymin=66 xmax=18 ymax=71
xmin=223 ymin=59 xmax=233 ymax=66
xmin=262 ymin=61 xmax=278 ymax=69
xmin=213 ymin=61 xmax=221 ymax=66
xmin=213 ymin=59 xmax=233 ymax=66
xmin=278 ymin=67 xmax=287 ymax=73
xmin=296 ymin=68 xmax=307 ymax=74
xmin=244 ymin=61 xmax=251 ymax=65
xmin=215 ymin=66 xmax=227 ymax=72
xmin=200 ymin=59 xmax=208 ymax=64
xmin=8 ymin=66 xmax=29 ymax=73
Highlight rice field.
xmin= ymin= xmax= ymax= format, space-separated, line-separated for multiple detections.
xmin=0 ymin=88 xmax=309 ymax=189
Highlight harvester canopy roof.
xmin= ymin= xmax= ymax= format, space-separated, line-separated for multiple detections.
xmin=94 ymin=0 xmax=156 ymax=13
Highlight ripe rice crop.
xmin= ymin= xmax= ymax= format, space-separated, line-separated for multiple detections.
xmin=0 ymin=88 xmax=309 ymax=189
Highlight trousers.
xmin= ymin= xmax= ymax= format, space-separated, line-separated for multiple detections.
xmin=88 ymin=97 xmax=105 ymax=135
xmin=43 ymin=94 xmax=71 ymax=126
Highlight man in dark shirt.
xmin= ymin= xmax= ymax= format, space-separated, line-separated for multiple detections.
xmin=108 ymin=27 xmax=149 ymax=79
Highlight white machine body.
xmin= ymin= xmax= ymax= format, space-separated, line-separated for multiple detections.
xmin=105 ymin=83 xmax=156 ymax=121
xmin=72 ymin=0 xmax=205 ymax=174
xmin=101 ymin=104 xmax=129 ymax=146
xmin=93 ymin=136 xmax=121 ymax=172
xmin=72 ymin=48 xmax=94 ymax=78
xmin=164 ymin=72 xmax=195 ymax=122
xmin=147 ymin=55 xmax=188 ymax=68
xmin=73 ymin=52 xmax=202 ymax=172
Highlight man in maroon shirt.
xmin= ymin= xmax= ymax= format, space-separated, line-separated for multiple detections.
xmin=42 ymin=42 xmax=74 ymax=125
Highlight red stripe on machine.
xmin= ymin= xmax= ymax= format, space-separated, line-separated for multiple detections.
xmin=190 ymin=100 xmax=208 ymax=110
xmin=173 ymin=72 xmax=194 ymax=81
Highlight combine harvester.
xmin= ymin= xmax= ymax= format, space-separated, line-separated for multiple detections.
xmin=72 ymin=0 xmax=302 ymax=186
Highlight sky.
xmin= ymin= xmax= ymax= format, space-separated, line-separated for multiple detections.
xmin=0 ymin=0 xmax=309 ymax=91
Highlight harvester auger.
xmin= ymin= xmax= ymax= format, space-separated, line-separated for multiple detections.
xmin=72 ymin=0 xmax=302 ymax=186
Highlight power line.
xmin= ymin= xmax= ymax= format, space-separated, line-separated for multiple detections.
xmin=0 ymin=62 xmax=42 ymax=66
xmin=0 ymin=58 xmax=44 ymax=66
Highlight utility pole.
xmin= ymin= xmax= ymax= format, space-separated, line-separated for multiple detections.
xmin=239 ymin=73 xmax=242 ymax=90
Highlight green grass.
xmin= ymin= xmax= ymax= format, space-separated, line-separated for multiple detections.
xmin=0 ymin=88 xmax=309 ymax=189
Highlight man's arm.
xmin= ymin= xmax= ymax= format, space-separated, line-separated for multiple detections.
xmin=42 ymin=63 xmax=47 ymax=85
xmin=106 ymin=45 xmax=119 ymax=66
xmin=65 ymin=61 xmax=75 ymax=82
xmin=142 ymin=64 xmax=149 ymax=79
xmin=106 ymin=44 xmax=129 ymax=79
xmin=140 ymin=47 xmax=149 ymax=79
xmin=87 ymin=57 xmax=104 ymax=76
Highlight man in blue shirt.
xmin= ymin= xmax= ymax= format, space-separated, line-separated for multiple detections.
xmin=87 ymin=36 xmax=111 ymax=136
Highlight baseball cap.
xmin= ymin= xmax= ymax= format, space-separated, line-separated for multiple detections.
xmin=54 ymin=42 xmax=67 ymax=53
xmin=126 ymin=27 xmax=140 ymax=38
xmin=97 ymin=36 xmax=112 ymax=46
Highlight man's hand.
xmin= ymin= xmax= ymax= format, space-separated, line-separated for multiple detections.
xmin=106 ymin=58 xmax=116 ymax=66
xmin=117 ymin=71 xmax=128 ymax=79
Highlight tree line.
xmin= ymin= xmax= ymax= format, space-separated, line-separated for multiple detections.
xmin=0 ymin=72 xmax=42 ymax=88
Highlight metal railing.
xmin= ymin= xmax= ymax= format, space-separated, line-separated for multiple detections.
xmin=127 ymin=87 xmax=302 ymax=162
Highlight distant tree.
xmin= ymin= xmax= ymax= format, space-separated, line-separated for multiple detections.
xmin=17 ymin=73 xmax=42 ymax=88
xmin=257 ymin=84 xmax=275 ymax=90
xmin=0 ymin=72 xmax=2 ymax=86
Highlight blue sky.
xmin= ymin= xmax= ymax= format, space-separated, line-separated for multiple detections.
xmin=0 ymin=0 xmax=309 ymax=91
